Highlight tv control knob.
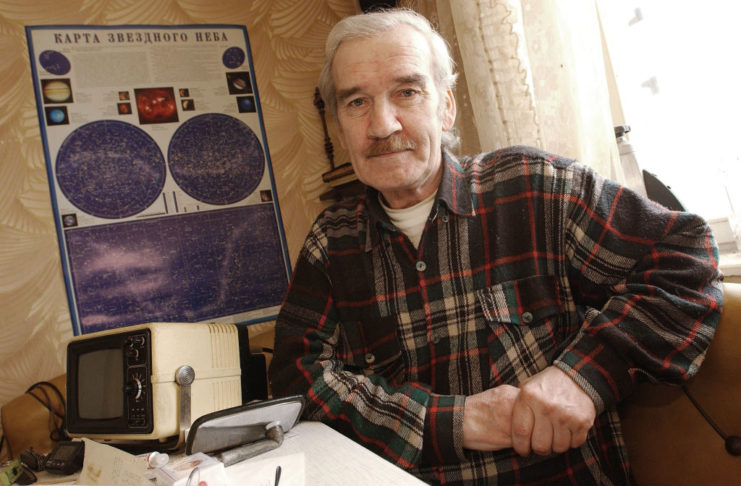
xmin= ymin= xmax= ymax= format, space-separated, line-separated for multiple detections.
xmin=126 ymin=346 xmax=139 ymax=360
xmin=125 ymin=376 xmax=144 ymax=401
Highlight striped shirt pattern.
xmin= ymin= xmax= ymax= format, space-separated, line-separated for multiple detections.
xmin=269 ymin=146 xmax=723 ymax=485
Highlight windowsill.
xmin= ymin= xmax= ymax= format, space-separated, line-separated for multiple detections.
xmin=719 ymin=252 xmax=741 ymax=279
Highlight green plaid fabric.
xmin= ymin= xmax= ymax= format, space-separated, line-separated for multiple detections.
xmin=270 ymin=146 xmax=723 ymax=485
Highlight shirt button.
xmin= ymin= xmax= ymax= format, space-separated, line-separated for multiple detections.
xmin=521 ymin=311 xmax=534 ymax=324
xmin=415 ymin=261 xmax=427 ymax=272
xmin=364 ymin=353 xmax=375 ymax=365
xmin=441 ymin=215 xmax=449 ymax=223
xmin=431 ymin=333 xmax=441 ymax=344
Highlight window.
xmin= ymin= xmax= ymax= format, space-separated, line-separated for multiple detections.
xmin=599 ymin=2 xmax=741 ymax=271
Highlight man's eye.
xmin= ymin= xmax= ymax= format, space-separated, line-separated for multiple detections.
xmin=400 ymin=88 xmax=418 ymax=97
xmin=348 ymin=98 xmax=365 ymax=107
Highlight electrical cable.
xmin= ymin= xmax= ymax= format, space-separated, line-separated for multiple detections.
xmin=682 ymin=385 xmax=741 ymax=456
xmin=25 ymin=381 xmax=70 ymax=442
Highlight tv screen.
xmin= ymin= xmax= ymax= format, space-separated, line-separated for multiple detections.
xmin=77 ymin=348 xmax=124 ymax=419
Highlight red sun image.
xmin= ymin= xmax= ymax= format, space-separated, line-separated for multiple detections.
xmin=134 ymin=87 xmax=179 ymax=124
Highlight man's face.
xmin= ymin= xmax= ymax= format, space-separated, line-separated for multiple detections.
xmin=332 ymin=25 xmax=456 ymax=208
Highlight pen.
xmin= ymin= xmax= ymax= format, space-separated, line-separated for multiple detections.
xmin=274 ymin=465 xmax=282 ymax=486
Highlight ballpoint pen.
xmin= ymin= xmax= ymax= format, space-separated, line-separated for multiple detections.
xmin=186 ymin=466 xmax=200 ymax=486
xmin=274 ymin=465 xmax=282 ymax=486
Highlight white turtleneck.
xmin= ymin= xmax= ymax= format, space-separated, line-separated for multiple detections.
xmin=380 ymin=191 xmax=436 ymax=249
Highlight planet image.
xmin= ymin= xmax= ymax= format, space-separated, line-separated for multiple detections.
xmin=49 ymin=108 xmax=66 ymax=123
xmin=226 ymin=72 xmax=252 ymax=95
xmin=237 ymin=96 xmax=256 ymax=113
xmin=45 ymin=106 xmax=69 ymax=126
xmin=43 ymin=79 xmax=72 ymax=103
xmin=232 ymin=77 xmax=248 ymax=91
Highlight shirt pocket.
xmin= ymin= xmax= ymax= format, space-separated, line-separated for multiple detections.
xmin=475 ymin=275 xmax=565 ymax=383
xmin=337 ymin=313 xmax=404 ymax=379
xmin=476 ymin=274 xmax=563 ymax=326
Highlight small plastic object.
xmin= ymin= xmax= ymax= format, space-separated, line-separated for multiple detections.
xmin=147 ymin=451 xmax=170 ymax=468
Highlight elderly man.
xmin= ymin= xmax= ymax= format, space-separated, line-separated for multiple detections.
xmin=269 ymin=8 xmax=722 ymax=485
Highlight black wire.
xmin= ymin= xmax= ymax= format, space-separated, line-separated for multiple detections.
xmin=25 ymin=381 xmax=70 ymax=442
xmin=682 ymin=385 xmax=727 ymax=440
xmin=26 ymin=381 xmax=66 ymax=419
xmin=26 ymin=386 xmax=55 ymax=418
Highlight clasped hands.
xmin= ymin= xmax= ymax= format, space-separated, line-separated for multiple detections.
xmin=462 ymin=366 xmax=596 ymax=456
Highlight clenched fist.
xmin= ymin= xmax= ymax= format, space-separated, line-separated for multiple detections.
xmin=511 ymin=366 xmax=596 ymax=456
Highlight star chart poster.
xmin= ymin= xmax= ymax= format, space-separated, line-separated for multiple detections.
xmin=26 ymin=25 xmax=291 ymax=335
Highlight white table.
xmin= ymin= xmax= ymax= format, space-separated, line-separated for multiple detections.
xmin=226 ymin=421 xmax=428 ymax=485
xmin=33 ymin=421 xmax=428 ymax=485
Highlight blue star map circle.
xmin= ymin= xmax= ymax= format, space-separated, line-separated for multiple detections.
xmin=167 ymin=113 xmax=265 ymax=205
xmin=55 ymin=120 xmax=166 ymax=219
xmin=222 ymin=46 xmax=246 ymax=69
xmin=39 ymin=50 xmax=71 ymax=75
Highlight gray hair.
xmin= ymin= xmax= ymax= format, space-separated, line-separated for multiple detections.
xmin=318 ymin=9 xmax=459 ymax=149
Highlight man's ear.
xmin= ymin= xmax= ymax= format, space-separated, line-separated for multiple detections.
xmin=441 ymin=88 xmax=456 ymax=131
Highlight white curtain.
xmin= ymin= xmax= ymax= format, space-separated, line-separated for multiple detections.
xmin=418 ymin=0 xmax=624 ymax=182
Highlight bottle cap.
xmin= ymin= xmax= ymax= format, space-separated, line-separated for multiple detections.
xmin=147 ymin=451 xmax=169 ymax=468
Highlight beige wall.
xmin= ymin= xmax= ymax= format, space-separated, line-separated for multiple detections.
xmin=0 ymin=0 xmax=359 ymax=440
xmin=0 ymin=0 xmax=629 ymax=455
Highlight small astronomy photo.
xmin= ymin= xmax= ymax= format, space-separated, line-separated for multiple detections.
xmin=134 ymin=87 xmax=179 ymax=124
xmin=41 ymin=78 xmax=74 ymax=104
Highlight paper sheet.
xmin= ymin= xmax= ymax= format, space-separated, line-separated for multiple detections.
xmin=226 ymin=452 xmax=305 ymax=486
xmin=153 ymin=452 xmax=230 ymax=486
xmin=76 ymin=439 xmax=150 ymax=486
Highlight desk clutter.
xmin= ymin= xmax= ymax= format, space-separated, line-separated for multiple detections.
xmin=4 ymin=398 xmax=305 ymax=486
xmin=0 ymin=322 xmax=301 ymax=485
xmin=6 ymin=436 xmax=303 ymax=486
xmin=0 ymin=323 xmax=425 ymax=485
xmin=3 ymin=414 xmax=424 ymax=486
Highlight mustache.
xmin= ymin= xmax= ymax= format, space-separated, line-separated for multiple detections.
xmin=365 ymin=136 xmax=416 ymax=157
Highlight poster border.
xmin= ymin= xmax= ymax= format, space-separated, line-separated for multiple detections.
xmin=25 ymin=24 xmax=292 ymax=335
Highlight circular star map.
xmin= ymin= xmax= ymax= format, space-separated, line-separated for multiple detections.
xmin=55 ymin=120 xmax=166 ymax=219
xmin=167 ymin=113 xmax=265 ymax=205
xmin=39 ymin=50 xmax=71 ymax=75
xmin=222 ymin=46 xmax=246 ymax=69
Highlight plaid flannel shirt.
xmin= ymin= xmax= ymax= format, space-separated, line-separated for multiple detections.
xmin=269 ymin=146 xmax=723 ymax=485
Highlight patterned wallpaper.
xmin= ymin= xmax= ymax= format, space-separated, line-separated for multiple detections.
xmin=0 ymin=0 xmax=359 ymax=437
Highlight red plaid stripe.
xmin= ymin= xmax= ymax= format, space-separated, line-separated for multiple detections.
xmin=270 ymin=146 xmax=722 ymax=485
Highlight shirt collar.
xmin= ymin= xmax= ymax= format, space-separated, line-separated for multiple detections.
xmin=437 ymin=149 xmax=474 ymax=217
xmin=364 ymin=186 xmax=394 ymax=250
xmin=362 ymin=149 xmax=475 ymax=251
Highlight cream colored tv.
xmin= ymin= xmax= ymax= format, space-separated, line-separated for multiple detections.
xmin=66 ymin=322 xmax=244 ymax=447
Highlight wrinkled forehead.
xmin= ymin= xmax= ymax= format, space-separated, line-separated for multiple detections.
xmin=331 ymin=25 xmax=435 ymax=86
